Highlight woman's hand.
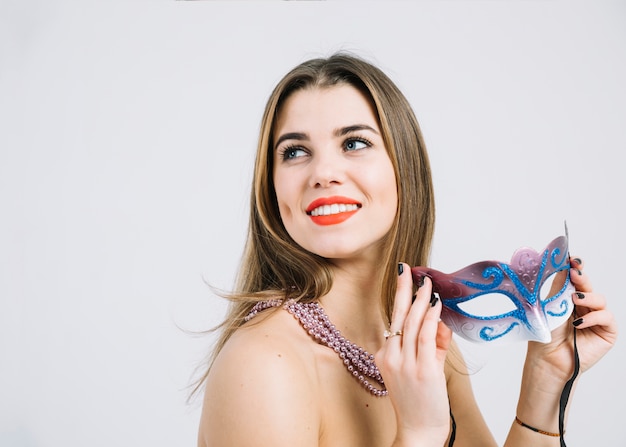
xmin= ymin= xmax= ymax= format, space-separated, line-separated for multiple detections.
xmin=527 ymin=256 xmax=617 ymax=381
xmin=513 ymin=256 xmax=618 ymax=439
xmin=376 ymin=263 xmax=453 ymax=447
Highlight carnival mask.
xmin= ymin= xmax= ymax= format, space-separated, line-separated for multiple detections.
xmin=412 ymin=231 xmax=574 ymax=344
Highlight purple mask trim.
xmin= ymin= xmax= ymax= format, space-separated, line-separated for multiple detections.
xmin=412 ymin=233 xmax=574 ymax=344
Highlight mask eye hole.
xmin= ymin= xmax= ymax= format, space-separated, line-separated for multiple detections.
xmin=457 ymin=293 xmax=518 ymax=319
xmin=540 ymin=270 xmax=568 ymax=302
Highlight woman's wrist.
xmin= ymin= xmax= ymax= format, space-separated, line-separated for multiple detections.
xmin=516 ymin=353 xmax=578 ymax=435
xmin=515 ymin=392 xmax=561 ymax=435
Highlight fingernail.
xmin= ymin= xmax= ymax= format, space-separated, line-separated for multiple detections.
xmin=575 ymin=268 xmax=583 ymax=276
xmin=575 ymin=292 xmax=585 ymax=300
xmin=398 ymin=263 xmax=404 ymax=276
xmin=573 ymin=258 xmax=582 ymax=265
xmin=573 ymin=317 xmax=584 ymax=327
xmin=430 ymin=292 xmax=439 ymax=307
xmin=416 ymin=275 xmax=425 ymax=289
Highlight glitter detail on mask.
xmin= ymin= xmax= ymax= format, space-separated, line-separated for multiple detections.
xmin=412 ymin=232 xmax=574 ymax=344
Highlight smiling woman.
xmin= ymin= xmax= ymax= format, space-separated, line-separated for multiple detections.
xmin=273 ymin=85 xmax=398 ymax=258
xmin=194 ymin=53 xmax=617 ymax=447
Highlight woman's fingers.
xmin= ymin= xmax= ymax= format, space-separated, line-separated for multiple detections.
xmin=570 ymin=256 xmax=584 ymax=270
xmin=569 ymin=256 xmax=593 ymax=292
xmin=572 ymin=291 xmax=607 ymax=313
xmin=571 ymin=309 xmax=615 ymax=330
xmin=378 ymin=264 xmax=412 ymax=367
xmin=569 ymin=256 xmax=608 ymax=321
xmin=383 ymin=267 xmax=450 ymax=365
xmin=571 ymin=287 xmax=615 ymax=334
xmin=416 ymin=299 xmax=450 ymax=365
xmin=402 ymin=276 xmax=437 ymax=360
xmin=388 ymin=263 xmax=414 ymax=333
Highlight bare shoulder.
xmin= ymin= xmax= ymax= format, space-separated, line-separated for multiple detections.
xmin=198 ymin=307 xmax=320 ymax=447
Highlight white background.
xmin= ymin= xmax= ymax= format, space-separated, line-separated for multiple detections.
xmin=1 ymin=1 xmax=624 ymax=446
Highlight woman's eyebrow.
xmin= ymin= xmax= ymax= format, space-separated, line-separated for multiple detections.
xmin=274 ymin=132 xmax=308 ymax=150
xmin=334 ymin=124 xmax=379 ymax=137
xmin=274 ymin=124 xmax=378 ymax=150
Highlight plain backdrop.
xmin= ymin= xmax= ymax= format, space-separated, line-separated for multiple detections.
xmin=1 ymin=1 xmax=625 ymax=446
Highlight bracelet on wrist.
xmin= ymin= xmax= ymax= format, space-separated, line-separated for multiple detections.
xmin=515 ymin=416 xmax=560 ymax=438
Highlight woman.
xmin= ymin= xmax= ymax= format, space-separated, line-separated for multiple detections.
xmin=196 ymin=53 xmax=617 ymax=446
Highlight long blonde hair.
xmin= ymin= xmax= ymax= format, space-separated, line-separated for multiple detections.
xmin=193 ymin=53 xmax=435 ymax=396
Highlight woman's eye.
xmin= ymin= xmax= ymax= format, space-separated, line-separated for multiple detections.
xmin=344 ymin=138 xmax=369 ymax=151
xmin=281 ymin=147 xmax=306 ymax=160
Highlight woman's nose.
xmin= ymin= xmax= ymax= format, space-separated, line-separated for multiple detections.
xmin=308 ymin=151 xmax=344 ymax=188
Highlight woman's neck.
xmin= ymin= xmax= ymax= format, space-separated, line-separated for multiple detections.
xmin=317 ymin=260 xmax=389 ymax=352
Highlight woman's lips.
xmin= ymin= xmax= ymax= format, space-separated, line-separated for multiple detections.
xmin=306 ymin=196 xmax=361 ymax=226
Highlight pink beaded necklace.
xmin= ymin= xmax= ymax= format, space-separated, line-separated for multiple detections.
xmin=245 ymin=299 xmax=388 ymax=397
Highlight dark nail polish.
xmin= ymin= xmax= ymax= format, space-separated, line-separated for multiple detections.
xmin=573 ymin=258 xmax=582 ymax=266
xmin=573 ymin=317 xmax=584 ymax=327
xmin=575 ymin=268 xmax=583 ymax=276
xmin=430 ymin=292 xmax=439 ymax=307
xmin=398 ymin=263 xmax=404 ymax=276
xmin=416 ymin=275 xmax=425 ymax=289
xmin=575 ymin=292 xmax=585 ymax=300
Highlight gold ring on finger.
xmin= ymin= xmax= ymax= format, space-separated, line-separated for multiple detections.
xmin=384 ymin=329 xmax=403 ymax=339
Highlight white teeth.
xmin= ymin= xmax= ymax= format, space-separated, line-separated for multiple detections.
xmin=310 ymin=203 xmax=358 ymax=216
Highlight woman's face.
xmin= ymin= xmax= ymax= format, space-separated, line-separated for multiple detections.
xmin=272 ymin=84 xmax=398 ymax=262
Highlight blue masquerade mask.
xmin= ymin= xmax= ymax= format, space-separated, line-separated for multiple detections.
xmin=412 ymin=232 xmax=574 ymax=344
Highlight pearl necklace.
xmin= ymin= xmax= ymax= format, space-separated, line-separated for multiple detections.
xmin=245 ymin=299 xmax=388 ymax=397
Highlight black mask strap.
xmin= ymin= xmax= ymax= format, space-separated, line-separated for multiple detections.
xmin=559 ymin=327 xmax=580 ymax=446
xmin=448 ymin=400 xmax=456 ymax=447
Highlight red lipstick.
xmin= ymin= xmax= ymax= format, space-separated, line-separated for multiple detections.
xmin=306 ymin=196 xmax=361 ymax=226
